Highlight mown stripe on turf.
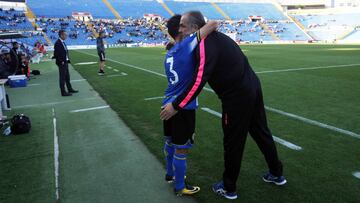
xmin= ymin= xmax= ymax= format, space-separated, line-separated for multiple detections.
xmin=201 ymin=107 xmax=303 ymax=151
xmin=76 ymin=50 xmax=359 ymax=140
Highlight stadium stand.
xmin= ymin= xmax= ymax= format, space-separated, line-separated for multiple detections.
xmin=0 ymin=9 xmax=33 ymax=31
xmin=217 ymin=3 xmax=287 ymax=20
xmin=108 ymin=0 xmax=171 ymax=19
xmin=1 ymin=0 xmax=358 ymax=46
xmin=17 ymin=31 xmax=47 ymax=46
xmin=291 ymin=12 xmax=360 ymax=41
xmin=33 ymin=17 xmax=167 ymax=46
xmin=165 ymin=1 xmax=223 ymax=19
xmin=26 ymin=0 xmax=114 ymax=19
xmin=345 ymin=30 xmax=360 ymax=40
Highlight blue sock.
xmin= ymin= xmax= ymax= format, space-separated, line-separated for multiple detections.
xmin=164 ymin=142 xmax=175 ymax=177
xmin=173 ymin=153 xmax=187 ymax=191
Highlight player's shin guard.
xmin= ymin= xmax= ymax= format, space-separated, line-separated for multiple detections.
xmin=164 ymin=140 xmax=175 ymax=177
xmin=173 ymin=153 xmax=187 ymax=191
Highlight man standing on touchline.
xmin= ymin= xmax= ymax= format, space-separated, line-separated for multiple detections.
xmin=53 ymin=30 xmax=78 ymax=96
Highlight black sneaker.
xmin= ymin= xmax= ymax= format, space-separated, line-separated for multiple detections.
xmin=61 ymin=92 xmax=72 ymax=96
xmin=98 ymin=70 xmax=105 ymax=76
xmin=68 ymin=89 xmax=78 ymax=93
xmin=165 ymin=174 xmax=174 ymax=183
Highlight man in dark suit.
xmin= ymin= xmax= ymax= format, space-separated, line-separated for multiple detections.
xmin=53 ymin=30 xmax=78 ymax=96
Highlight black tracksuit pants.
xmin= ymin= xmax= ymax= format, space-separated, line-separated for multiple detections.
xmin=221 ymin=84 xmax=283 ymax=193
xmin=57 ymin=62 xmax=73 ymax=94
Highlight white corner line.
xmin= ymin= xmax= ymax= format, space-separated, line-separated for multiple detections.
xmin=353 ymin=171 xmax=360 ymax=179
xmin=52 ymin=108 xmax=60 ymax=202
xmin=70 ymin=79 xmax=86 ymax=83
xmin=74 ymin=62 xmax=97 ymax=65
xmin=12 ymin=97 xmax=98 ymax=109
xmin=272 ymin=135 xmax=303 ymax=151
xmin=70 ymin=105 xmax=110 ymax=113
xmin=76 ymin=50 xmax=166 ymax=77
xmin=256 ymin=63 xmax=360 ymax=74
xmin=107 ymin=74 xmax=124 ymax=78
xmin=201 ymin=107 xmax=303 ymax=151
xmin=265 ymin=106 xmax=360 ymax=139
xmin=28 ymin=83 xmax=41 ymax=87
xmin=144 ymin=96 xmax=165 ymax=101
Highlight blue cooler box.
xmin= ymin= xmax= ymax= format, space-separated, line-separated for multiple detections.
xmin=8 ymin=75 xmax=27 ymax=88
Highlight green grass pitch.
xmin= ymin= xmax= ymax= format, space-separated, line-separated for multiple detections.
xmin=71 ymin=44 xmax=360 ymax=203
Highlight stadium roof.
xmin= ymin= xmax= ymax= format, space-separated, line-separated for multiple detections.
xmin=0 ymin=31 xmax=26 ymax=39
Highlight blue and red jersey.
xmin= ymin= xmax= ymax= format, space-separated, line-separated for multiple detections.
xmin=162 ymin=32 xmax=200 ymax=110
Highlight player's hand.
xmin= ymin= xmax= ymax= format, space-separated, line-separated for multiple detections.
xmin=160 ymin=103 xmax=178 ymax=120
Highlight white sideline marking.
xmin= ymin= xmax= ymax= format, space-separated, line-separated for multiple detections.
xmin=27 ymin=83 xmax=41 ymax=87
xmin=265 ymin=106 xmax=360 ymax=139
xmin=52 ymin=108 xmax=60 ymax=202
xmin=113 ymin=69 xmax=119 ymax=72
xmin=106 ymin=66 xmax=113 ymax=69
xmin=329 ymin=48 xmax=360 ymax=51
xmin=144 ymin=96 xmax=165 ymax=101
xmin=353 ymin=172 xmax=360 ymax=179
xmin=256 ymin=63 xmax=360 ymax=74
xmin=77 ymin=50 xmax=214 ymax=93
xmin=201 ymin=107 xmax=303 ymax=151
xmin=77 ymin=50 xmax=359 ymax=139
xmin=12 ymin=97 xmax=97 ymax=109
xmin=121 ymin=72 xmax=128 ymax=76
xmin=272 ymin=136 xmax=303 ymax=151
xmin=77 ymin=50 xmax=166 ymax=77
xmin=70 ymin=105 xmax=109 ymax=113
xmin=71 ymin=79 xmax=86 ymax=83
xmin=75 ymin=62 xmax=97 ymax=65
xmin=107 ymin=74 xmax=125 ymax=78
xmin=201 ymin=107 xmax=222 ymax=117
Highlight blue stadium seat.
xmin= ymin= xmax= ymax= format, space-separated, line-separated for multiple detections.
xmin=217 ymin=3 xmax=286 ymax=20
xmin=108 ymin=0 xmax=171 ymax=19
xmin=165 ymin=1 xmax=223 ymax=19
xmin=27 ymin=0 xmax=114 ymax=19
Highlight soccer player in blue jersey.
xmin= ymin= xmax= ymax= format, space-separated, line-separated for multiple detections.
xmin=161 ymin=11 xmax=286 ymax=200
xmin=162 ymin=14 xmax=217 ymax=196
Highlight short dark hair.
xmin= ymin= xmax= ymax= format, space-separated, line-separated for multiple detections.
xmin=185 ymin=11 xmax=206 ymax=30
xmin=58 ymin=29 xmax=66 ymax=37
xmin=166 ymin=14 xmax=181 ymax=40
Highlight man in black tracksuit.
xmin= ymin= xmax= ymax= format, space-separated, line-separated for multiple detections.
xmin=160 ymin=12 xmax=286 ymax=200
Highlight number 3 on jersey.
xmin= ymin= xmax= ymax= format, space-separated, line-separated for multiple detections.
xmin=166 ymin=57 xmax=179 ymax=85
